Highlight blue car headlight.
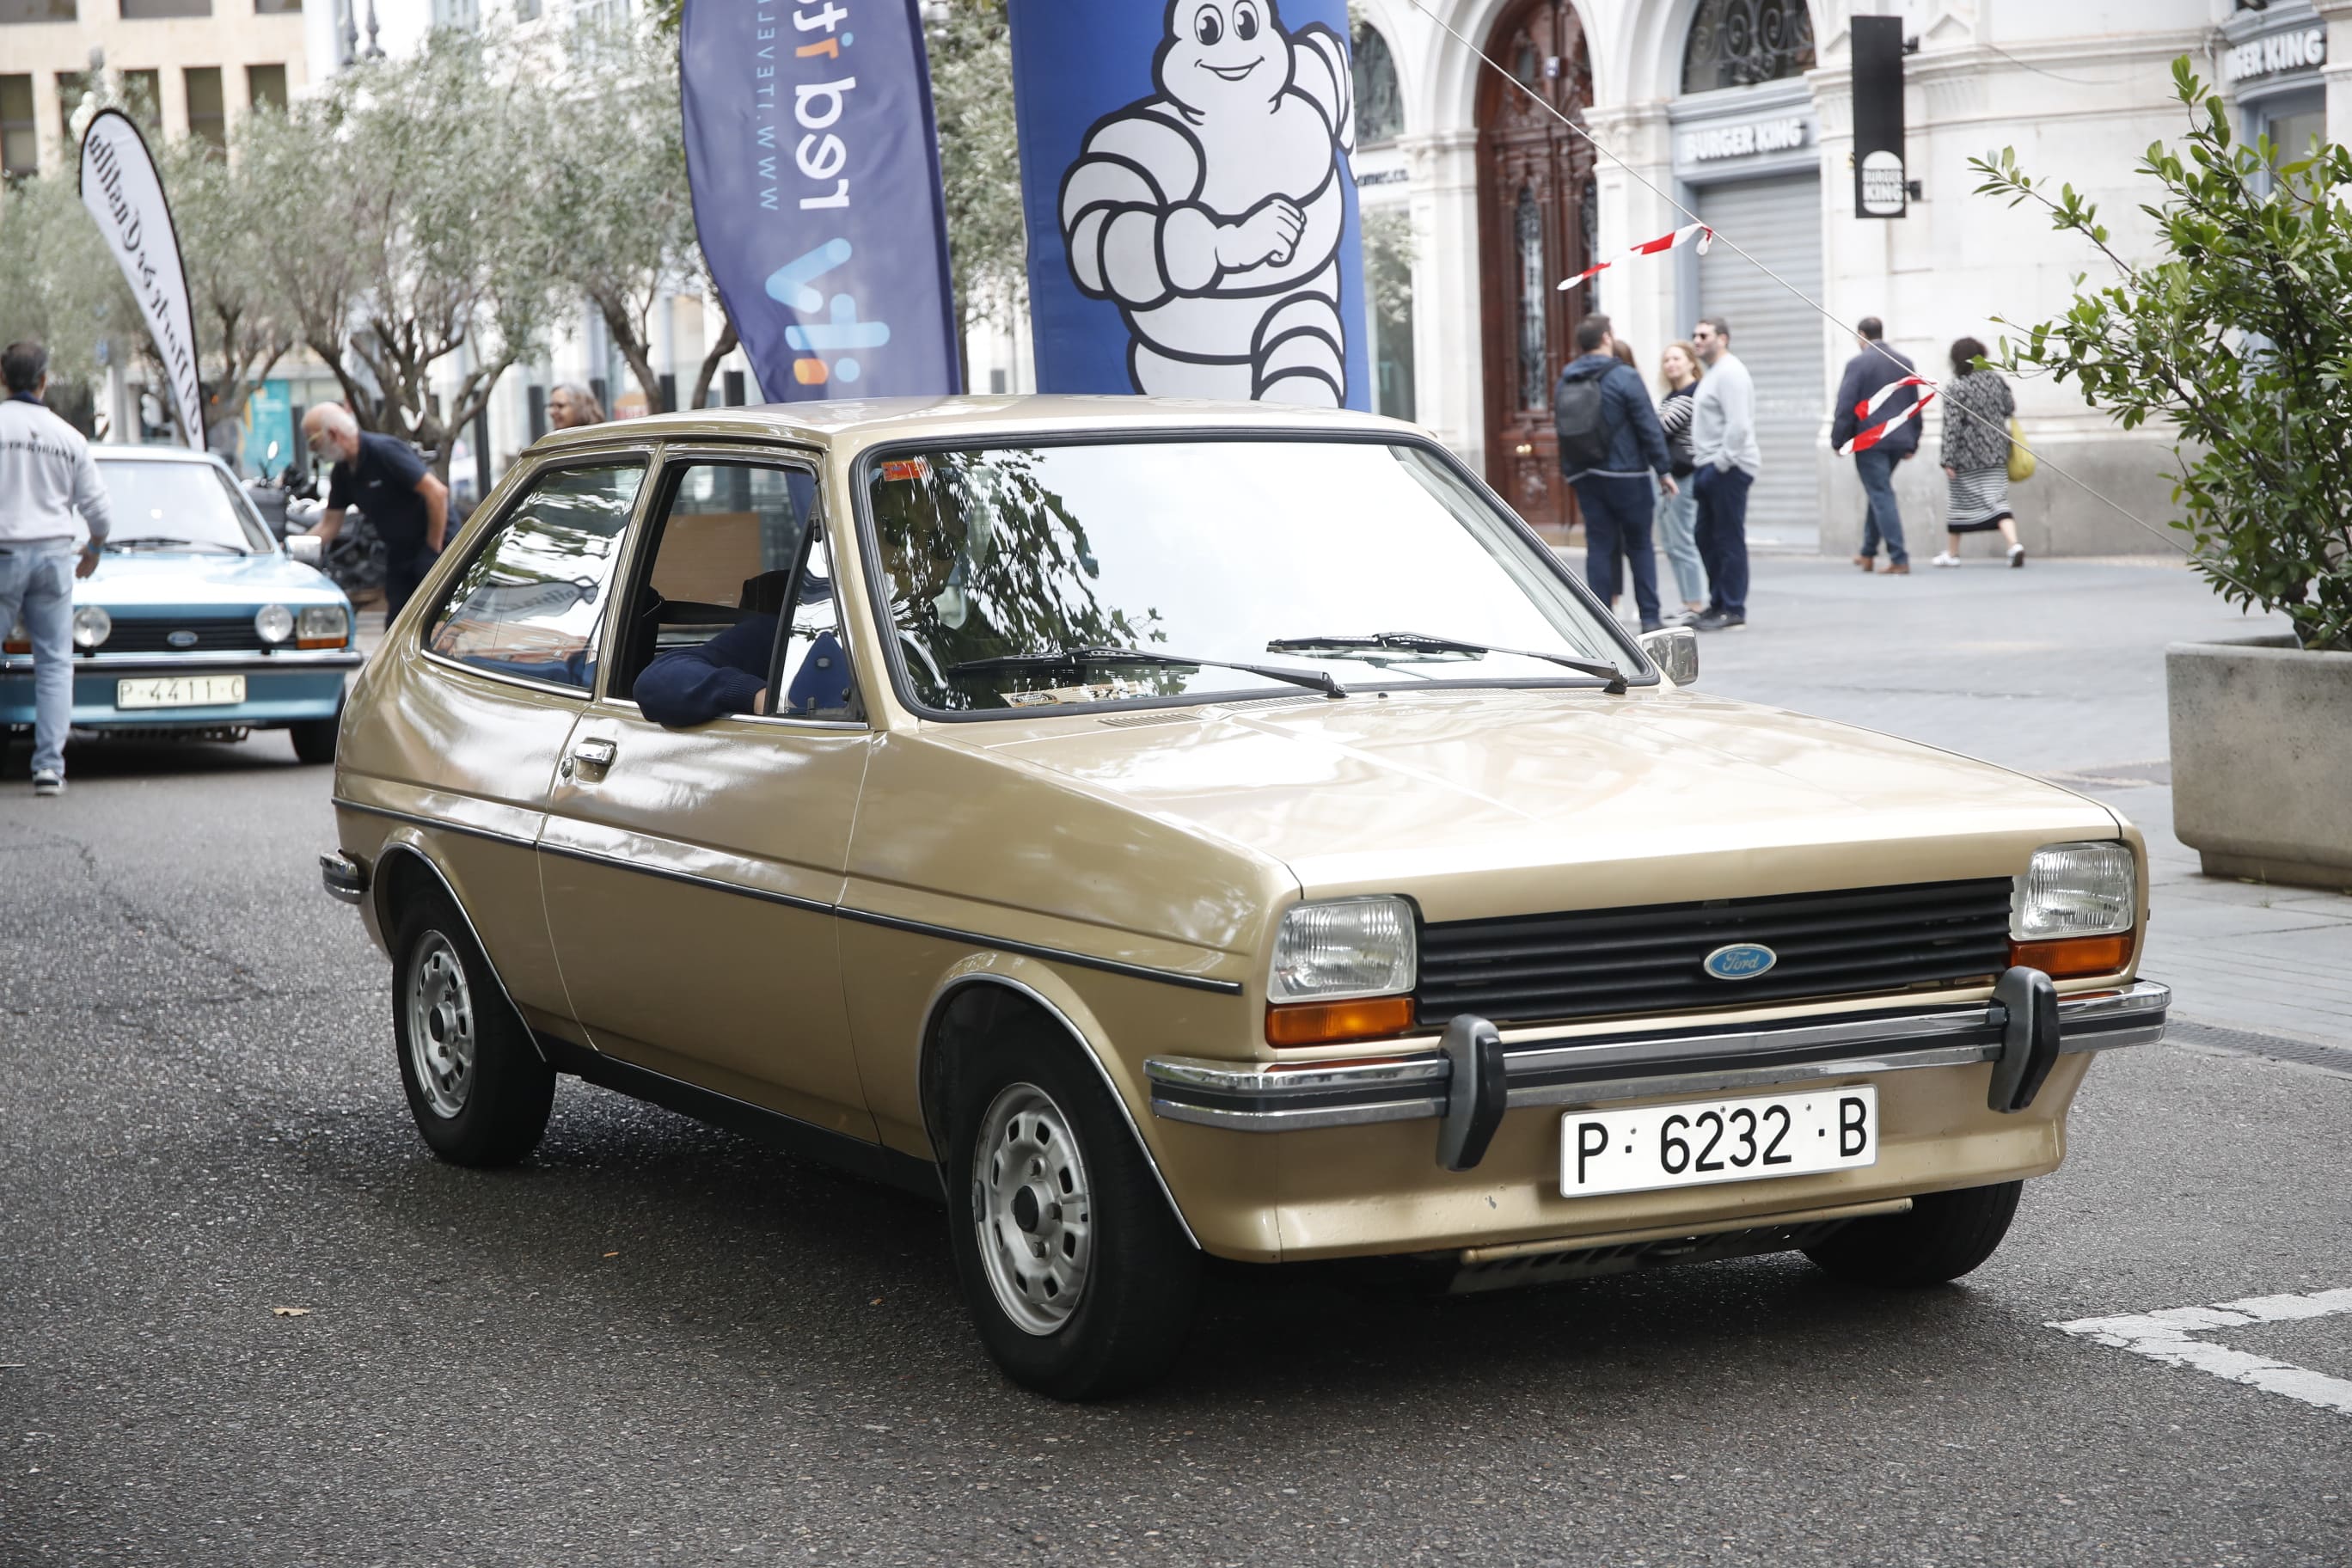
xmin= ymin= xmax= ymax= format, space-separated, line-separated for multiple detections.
xmin=254 ymin=603 xmax=295 ymax=645
xmin=71 ymin=606 xmax=112 ymax=649
xmin=296 ymin=605 xmax=349 ymax=648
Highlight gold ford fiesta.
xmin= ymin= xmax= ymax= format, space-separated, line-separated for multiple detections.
xmin=322 ymin=398 xmax=2167 ymax=1398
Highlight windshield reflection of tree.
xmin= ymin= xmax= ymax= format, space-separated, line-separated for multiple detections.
xmin=874 ymin=449 xmax=1173 ymax=709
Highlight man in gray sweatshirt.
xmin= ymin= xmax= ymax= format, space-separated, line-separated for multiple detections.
xmin=0 ymin=341 xmax=113 ymax=795
xmin=1687 ymin=316 xmax=1760 ymax=629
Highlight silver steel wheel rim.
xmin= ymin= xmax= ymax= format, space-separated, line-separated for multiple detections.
xmin=405 ymin=931 xmax=476 ymax=1119
xmin=971 ymin=1081 xmax=1093 ymax=1337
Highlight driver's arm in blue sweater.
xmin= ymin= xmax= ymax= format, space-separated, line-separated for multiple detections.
xmin=633 ymin=613 xmax=780 ymax=727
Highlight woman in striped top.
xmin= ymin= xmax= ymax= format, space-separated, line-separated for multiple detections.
xmin=1651 ymin=340 xmax=1709 ymax=616
xmin=1932 ymin=338 xmax=2025 ymax=568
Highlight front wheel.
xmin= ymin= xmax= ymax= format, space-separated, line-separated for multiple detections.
xmin=391 ymin=892 xmax=554 ymax=1167
xmin=289 ymin=703 xmax=340 ymax=765
xmin=945 ymin=1033 xmax=1199 ymax=1400
xmin=1803 ymin=1180 xmax=2022 ymax=1287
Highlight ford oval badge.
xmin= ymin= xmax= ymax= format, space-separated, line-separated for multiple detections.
xmin=1702 ymin=942 xmax=1777 ymax=981
xmin=167 ymin=629 xmax=198 ymax=648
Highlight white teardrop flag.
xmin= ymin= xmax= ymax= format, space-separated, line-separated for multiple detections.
xmin=77 ymin=108 xmax=203 ymax=450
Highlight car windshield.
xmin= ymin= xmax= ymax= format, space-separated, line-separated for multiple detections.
xmin=96 ymin=460 xmax=268 ymax=554
xmin=863 ymin=438 xmax=1640 ymax=715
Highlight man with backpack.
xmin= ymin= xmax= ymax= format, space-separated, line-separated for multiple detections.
xmin=1553 ymin=314 xmax=1675 ymax=633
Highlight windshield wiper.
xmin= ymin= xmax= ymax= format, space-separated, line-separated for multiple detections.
xmin=110 ymin=537 xmax=245 ymax=554
xmin=947 ymin=645 xmax=1346 ymax=699
xmin=1266 ymin=631 xmax=1628 ymax=695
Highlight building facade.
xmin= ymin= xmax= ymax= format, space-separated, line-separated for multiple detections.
xmin=1347 ymin=0 xmax=2352 ymax=554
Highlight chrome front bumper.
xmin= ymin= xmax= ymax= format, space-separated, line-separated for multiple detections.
xmin=1146 ymin=979 xmax=2170 ymax=1134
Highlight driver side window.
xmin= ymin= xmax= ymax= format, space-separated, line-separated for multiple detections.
xmin=616 ymin=457 xmax=854 ymax=726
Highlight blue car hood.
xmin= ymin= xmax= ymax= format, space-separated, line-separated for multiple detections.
xmin=78 ymin=552 xmax=348 ymax=610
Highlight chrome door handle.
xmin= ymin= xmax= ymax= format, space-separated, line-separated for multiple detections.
xmin=567 ymin=738 xmax=616 ymax=778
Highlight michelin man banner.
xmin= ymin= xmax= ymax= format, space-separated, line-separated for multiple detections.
xmin=680 ymin=0 xmax=960 ymax=401
xmin=1008 ymin=0 xmax=1370 ymax=409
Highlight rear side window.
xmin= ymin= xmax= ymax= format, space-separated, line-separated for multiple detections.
xmin=425 ymin=462 xmax=644 ymax=689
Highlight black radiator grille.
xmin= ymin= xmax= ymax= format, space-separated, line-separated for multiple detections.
xmin=1415 ymin=878 xmax=2014 ymax=1026
xmin=99 ymin=618 xmax=268 ymax=654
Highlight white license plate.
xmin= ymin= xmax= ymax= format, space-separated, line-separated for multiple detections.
xmin=115 ymin=675 xmax=246 ymax=710
xmin=1560 ymin=1086 xmax=1878 ymax=1197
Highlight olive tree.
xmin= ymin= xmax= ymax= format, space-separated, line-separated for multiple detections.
xmin=1971 ymin=60 xmax=2352 ymax=652
xmin=246 ymin=33 xmax=557 ymax=475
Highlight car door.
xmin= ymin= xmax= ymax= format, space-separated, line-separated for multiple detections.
xmin=536 ymin=450 xmax=878 ymax=1138
xmin=369 ymin=454 xmax=652 ymax=1038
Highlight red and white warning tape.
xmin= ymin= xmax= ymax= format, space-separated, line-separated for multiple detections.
xmin=1555 ymin=223 xmax=1714 ymax=291
xmin=1835 ymin=377 xmax=1939 ymax=456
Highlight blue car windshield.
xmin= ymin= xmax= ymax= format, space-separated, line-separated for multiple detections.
xmin=96 ymin=461 xmax=268 ymax=554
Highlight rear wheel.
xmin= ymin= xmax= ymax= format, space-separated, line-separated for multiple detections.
xmin=1803 ymin=1180 xmax=2023 ymax=1287
xmin=391 ymin=891 xmax=554 ymax=1167
xmin=945 ymin=1029 xmax=1199 ymax=1400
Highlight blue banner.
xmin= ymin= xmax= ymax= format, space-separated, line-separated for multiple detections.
xmin=680 ymin=0 xmax=960 ymax=401
xmin=1008 ymin=0 xmax=1369 ymax=410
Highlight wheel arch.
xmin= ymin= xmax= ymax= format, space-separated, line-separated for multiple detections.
xmin=370 ymin=838 xmax=548 ymax=1064
xmin=917 ymin=966 xmax=1202 ymax=1252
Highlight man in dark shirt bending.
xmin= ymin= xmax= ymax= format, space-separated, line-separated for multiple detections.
xmin=302 ymin=404 xmax=449 ymax=620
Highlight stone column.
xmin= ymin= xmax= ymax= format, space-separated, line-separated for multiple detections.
xmin=1403 ymin=126 xmax=1485 ymax=469
xmin=2318 ymin=0 xmax=2352 ymax=144
xmin=1581 ymin=101 xmax=1678 ymax=381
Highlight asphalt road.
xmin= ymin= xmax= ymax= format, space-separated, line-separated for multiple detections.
xmin=4 ymin=563 xmax=2349 ymax=1567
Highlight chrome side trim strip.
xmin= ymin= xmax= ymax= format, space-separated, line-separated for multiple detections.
xmin=333 ymin=799 xmax=537 ymax=851
xmin=833 ymin=906 xmax=1245 ymax=995
xmin=1145 ymin=982 xmax=2170 ymax=1130
xmin=534 ymin=841 xmax=836 ymax=916
xmin=338 ymin=799 xmax=1244 ymax=996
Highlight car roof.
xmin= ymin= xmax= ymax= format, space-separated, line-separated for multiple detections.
xmin=529 ymin=395 xmax=1426 ymax=456
xmin=94 ymin=444 xmax=232 ymax=467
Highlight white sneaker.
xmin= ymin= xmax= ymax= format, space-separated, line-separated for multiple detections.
xmin=1931 ymin=552 xmax=1961 ymax=568
xmin=31 ymin=769 xmax=63 ymax=798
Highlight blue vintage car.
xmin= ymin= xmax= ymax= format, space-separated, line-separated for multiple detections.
xmin=1 ymin=445 xmax=361 ymax=763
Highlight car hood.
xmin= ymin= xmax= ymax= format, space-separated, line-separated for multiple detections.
xmin=968 ymin=689 xmax=2125 ymax=921
xmin=78 ymin=551 xmax=345 ymax=608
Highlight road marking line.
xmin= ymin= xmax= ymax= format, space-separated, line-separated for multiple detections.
xmin=2052 ymin=1287 xmax=2352 ymax=1418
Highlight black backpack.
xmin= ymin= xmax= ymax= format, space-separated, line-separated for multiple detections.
xmin=1553 ymin=372 xmax=1613 ymax=473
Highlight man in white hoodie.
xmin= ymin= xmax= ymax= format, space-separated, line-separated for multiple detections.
xmin=1687 ymin=315 xmax=1761 ymax=630
xmin=0 ymin=341 xmax=113 ymax=796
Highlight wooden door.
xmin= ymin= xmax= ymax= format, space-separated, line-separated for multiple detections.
xmin=1478 ymin=0 xmax=1596 ymax=537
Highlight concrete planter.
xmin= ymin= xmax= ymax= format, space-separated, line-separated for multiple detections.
xmin=2167 ymin=634 xmax=2352 ymax=891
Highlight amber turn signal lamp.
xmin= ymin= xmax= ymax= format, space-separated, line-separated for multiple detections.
xmin=2010 ymin=933 xmax=2134 ymax=979
xmin=296 ymin=635 xmax=344 ymax=650
xmin=1 ymin=637 xmax=27 ymax=655
xmin=1265 ymin=995 xmax=1416 ymax=1048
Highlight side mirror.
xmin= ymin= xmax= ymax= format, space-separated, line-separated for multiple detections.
xmin=1638 ymin=625 xmax=1698 ymax=686
xmin=286 ymin=534 xmax=325 ymax=567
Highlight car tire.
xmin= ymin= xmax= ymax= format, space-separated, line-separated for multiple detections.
xmin=944 ymin=1026 xmax=1200 ymax=1400
xmin=391 ymin=891 xmax=554 ymax=1167
xmin=1802 ymin=1180 xmax=2023 ymax=1287
xmin=289 ymin=703 xmax=340 ymax=765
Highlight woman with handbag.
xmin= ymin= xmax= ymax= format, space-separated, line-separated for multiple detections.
xmin=1931 ymin=338 xmax=2026 ymax=567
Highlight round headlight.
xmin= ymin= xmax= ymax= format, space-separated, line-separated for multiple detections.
xmin=71 ymin=605 xmax=112 ymax=650
xmin=254 ymin=603 xmax=295 ymax=644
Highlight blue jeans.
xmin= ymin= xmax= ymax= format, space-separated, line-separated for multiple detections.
xmin=1652 ymin=481 xmax=1706 ymax=604
xmin=1693 ymin=463 xmax=1753 ymax=617
xmin=1570 ymin=475 xmax=1660 ymax=626
xmin=1854 ymin=448 xmax=1908 ymax=566
xmin=0 ymin=545 xmax=77 ymax=777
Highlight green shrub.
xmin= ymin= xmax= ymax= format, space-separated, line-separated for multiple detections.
xmin=1971 ymin=58 xmax=2351 ymax=652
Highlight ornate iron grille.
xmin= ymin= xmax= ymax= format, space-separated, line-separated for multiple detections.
xmin=1681 ymin=0 xmax=1816 ymax=95
xmin=1516 ymin=186 xmax=1548 ymax=411
xmin=1352 ymin=21 xmax=1404 ymax=145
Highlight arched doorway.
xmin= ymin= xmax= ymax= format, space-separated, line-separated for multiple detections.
xmin=1477 ymin=0 xmax=1595 ymax=537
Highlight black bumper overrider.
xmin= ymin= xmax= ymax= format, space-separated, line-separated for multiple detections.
xmin=1145 ymin=977 xmax=2170 ymax=1166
